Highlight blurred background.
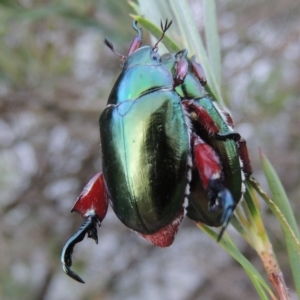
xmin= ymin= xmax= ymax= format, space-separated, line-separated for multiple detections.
xmin=1 ymin=0 xmax=299 ymax=299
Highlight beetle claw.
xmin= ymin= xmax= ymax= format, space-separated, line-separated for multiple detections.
xmin=216 ymin=189 xmax=235 ymax=242
xmin=61 ymin=214 xmax=100 ymax=283
xmin=216 ymin=131 xmax=241 ymax=141
xmin=62 ymin=262 xmax=85 ymax=284
xmin=207 ymin=181 xmax=235 ymax=241
xmin=87 ymin=222 xmax=99 ymax=244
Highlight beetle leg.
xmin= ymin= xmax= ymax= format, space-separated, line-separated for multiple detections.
xmin=237 ymin=137 xmax=253 ymax=176
xmin=61 ymin=215 xmax=100 ymax=283
xmin=61 ymin=172 xmax=109 ymax=283
xmin=104 ymin=20 xmax=143 ymax=60
xmin=192 ymin=134 xmax=235 ymax=241
xmin=137 ymin=208 xmax=184 ymax=247
xmin=173 ymin=50 xmax=189 ymax=87
xmin=128 ymin=20 xmax=143 ymax=55
xmin=218 ymin=108 xmax=253 ymax=176
xmin=190 ymin=55 xmax=207 ymax=86
xmin=222 ymin=110 xmax=235 ymax=128
xmin=183 ymin=100 xmax=241 ymax=141
xmin=215 ymin=106 xmax=253 ymax=176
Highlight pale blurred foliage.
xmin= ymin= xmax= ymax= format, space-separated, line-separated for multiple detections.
xmin=0 ymin=0 xmax=299 ymax=299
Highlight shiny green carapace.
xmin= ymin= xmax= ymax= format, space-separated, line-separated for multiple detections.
xmin=100 ymin=89 xmax=189 ymax=233
xmin=100 ymin=26 xmax=192 ymax=235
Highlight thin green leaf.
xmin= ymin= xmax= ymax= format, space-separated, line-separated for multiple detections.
xmin=250 ymin=177 xmax=300 ymax=252
xmin=203 ymin=0 xmax=221 ymax=87
xmin=136 ymin=0 xmax=166 ymax=25
xmin=258 ymin=151 xmax=300 ymax=296
xmin=134 ymin=0 xmax=177 ymax=53
xmin=128 ymin=1 xmax=140 ymax=14
xmin=169 ymin=0 xmax=223 ymax=104
xmin=199 ymin=224 xmax=275 ymax=299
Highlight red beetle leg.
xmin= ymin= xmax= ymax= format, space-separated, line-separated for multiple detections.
xmin=183 ymin=100 xmax=241 ymax=141
xmin=237 ymin=138 xmax=253 ymax=176
xmin=222 ymin=110 xmax=235 ymax=128
xmin=173 ymin=50 xmax=189 ymax=86
xmin=138 ymin=208 xmax=184 ymax=247
xmin=211 ymin=107 xmax=252 ymax=176
xmin=192 ymin=134 xmax=222 ymax=189
xmin=183 ymin=99 xmax=221 ymax=138
xmin=127 ymin=21 xmax=143 ymax=55
xmin=72 ymin=172 xmax=109 ymax=220
xmin=61 ymin=173 xmax=109 ymax=284
xmin=192 ymin=134 xmax=235 ymax=241
xmin=190 ymin=55 xmax=207 ymax=86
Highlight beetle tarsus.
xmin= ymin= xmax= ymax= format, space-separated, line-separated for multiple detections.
xmin=216 ymin=131 xmax=241 ymax=141
xmin=208 ymin=180 xmax=235 ymax=242
xmin=87 ymin=220 xmax=100 ymax=244
xmin=62 ymin=262 xmax=85 ymax=284
xmin=61 ymin=214 xmax=100 ymax=283
xmin=217 ymin=189 xmax=235 ymax=242
xmin=217 ymin=224 xmax=227 ymax=242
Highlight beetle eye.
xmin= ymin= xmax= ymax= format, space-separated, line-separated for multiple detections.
xmin=151 ymin=51 xmax=161 ymax=62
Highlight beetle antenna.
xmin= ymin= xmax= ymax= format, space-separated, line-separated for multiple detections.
xmin=152 ymin=19 xmax=173 ymax=51
xmin=61 ymin=214 xmax=100 ymax=284
xmin=104 ymin=38 xmax=126 ymax=61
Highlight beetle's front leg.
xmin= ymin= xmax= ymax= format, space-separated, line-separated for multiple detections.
xmin=61 ymin=172 xmax=109 ymax=283
xmin=191 ymin=134 xmax=235 ymax=241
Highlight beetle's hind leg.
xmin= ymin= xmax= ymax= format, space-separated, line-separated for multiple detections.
xmin=61 ymin=173 xmax=109 ymax=283
xmin=191 ymin=134 xmax=235 ymax=241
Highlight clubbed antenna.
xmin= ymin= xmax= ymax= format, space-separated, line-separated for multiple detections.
xmin=152 ymin=19 xmax=173 ymax=51
xmin=104 ymin=38 xmax=126 ymax=61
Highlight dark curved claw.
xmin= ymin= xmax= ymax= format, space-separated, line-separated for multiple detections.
xmin=61 ymin=214 xmax=100 ymax=283
xmin=216 ymin=131 xmax=241 ymax=141
xmin=216 ymin=189 xmax=235 ymax=242
xmin=208 ymin=182 xmax=235 ymax=242
xmin=62 ymin=262 xmax=85 ymax=284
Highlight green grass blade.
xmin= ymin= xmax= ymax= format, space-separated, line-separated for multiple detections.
xmin=130 ymin=15 xmax=181 ymax=53
xmin=136 ymin=0 xmax=167 ymax=25
xmin=128 ymin=1 xmax=140 ymax=14
xmin=199 ymin=224 xmax=275 ymax=299
xmin=169 ymin=0 xmax=223 ymax=104
xmin=259 ymin=151 xmax=300 ymax=296
xmin=203 ymin=0 xmax=221 ymax=87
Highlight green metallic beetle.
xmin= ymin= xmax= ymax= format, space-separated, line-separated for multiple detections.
xmin=61 ymin=20 xmax=252 ymax=283
xmin=161 ymin=50 xmax=252 ymax=238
